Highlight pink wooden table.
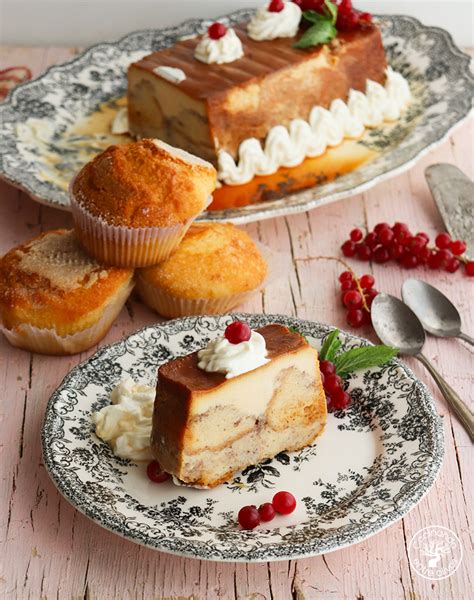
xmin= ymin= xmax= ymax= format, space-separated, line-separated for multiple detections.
xmin=0 ymin=47 xmax=472 ymax=600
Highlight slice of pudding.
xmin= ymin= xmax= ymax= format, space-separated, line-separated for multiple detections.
xmin=151 ymin=323 xmax=327 ymax=488
xmin=128 ymin=23 xmax=386 ymax=166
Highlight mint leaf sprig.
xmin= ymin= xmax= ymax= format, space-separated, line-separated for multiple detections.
xmin=319 ymin=329 xmax=398 ymax=378
xmin=294 ymin=0 xmax=338 ymax=49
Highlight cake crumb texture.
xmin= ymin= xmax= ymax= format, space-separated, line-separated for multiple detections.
xmin=138 ymin=222 xmax=268 ymax=299
xmin=71 ymin=139 xmax=217 ymax=228
xmin=0 ymin=229 xmax=134 ymax=334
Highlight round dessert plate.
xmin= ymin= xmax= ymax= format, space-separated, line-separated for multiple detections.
xmin=0 ymin=13 xmax=472 ymax=223
xmin=42 ymin=313 xmax=444 ymax=562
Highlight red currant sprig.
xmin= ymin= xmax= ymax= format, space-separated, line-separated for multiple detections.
xmin=339 ymin=270 xmax=378 ymax=328
xmin=341 ymin=223 xmax=474 ymax=277
xmin=320 ymin=359 xmax=351 ymax=412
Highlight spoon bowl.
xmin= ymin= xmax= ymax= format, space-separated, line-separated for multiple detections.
xmin=371 ymin=294 xmax=425 ymax=355
xmin=401 ymin=279 xmax=462 ymax=338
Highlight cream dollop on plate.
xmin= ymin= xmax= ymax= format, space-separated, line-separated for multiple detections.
xmin=92 ymin=378 xmax=155 ymax=460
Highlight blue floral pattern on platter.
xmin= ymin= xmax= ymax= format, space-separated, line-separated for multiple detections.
xmin=42 ymin=313 xmax=444 ymax=562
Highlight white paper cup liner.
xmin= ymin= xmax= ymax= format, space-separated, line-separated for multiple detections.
xmin=69 ymin=182 xmax=211 ymax=268
xmin=135 ymin=241 xmax=286 ymax=318
xmin=0 ymin=280 xmax=134 ymax=355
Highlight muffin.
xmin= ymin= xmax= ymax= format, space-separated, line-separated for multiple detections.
xmin=70 ymin=139 xmax=217 ymax=267
xmin=0 ymin=230 xmax=134 ymax=355
xmin=136 ymin=222 xmax=268 ymax=318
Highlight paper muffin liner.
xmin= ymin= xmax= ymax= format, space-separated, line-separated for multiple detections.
xmin=69 ymin=183 xmax=211 ymax=268
xmin=0 ymin=280 xmax=134 ymax=355
xmin=135 ymin=242 xmax=287 ymax=319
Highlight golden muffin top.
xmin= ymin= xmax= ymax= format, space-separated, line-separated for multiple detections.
xmin=138 ymin=222 xmax=268 ymax=299
xmin=0 ymin=229 xmax=134 ymax=330
xmin=71 ymin=139 xmax=217 ymax=228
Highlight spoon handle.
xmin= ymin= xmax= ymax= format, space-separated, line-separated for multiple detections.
xmin=458 ymin=331 xmax=474 ymax=346
xmin=416 ymin=352 xmax=474 ymax=442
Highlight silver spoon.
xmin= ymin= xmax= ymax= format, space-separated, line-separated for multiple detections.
xmin=402 ymin=279 xmax=474 ymax=346
xmin=371 ymin=294 xmax=474 ymax=441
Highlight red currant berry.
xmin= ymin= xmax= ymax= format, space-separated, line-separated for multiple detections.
xmin=437 ymin=248 xmax=453 ymax=267
xmin=359 ymin=274 xmax=375 ymax=290
xmin=359 ymin=11 xmax=372 ymax=22
xmin=225 ymin=321 xmax=251 ymax=344
xmin=428 ymin=251 xmax=443 ymax=270
xmin=331 ymin=388 xmax=351 ymax=410
xmin=324 ymin=374 xmax=343 ymax=394
xmin=268 ymin=0 xmax=285 ymax=12
xmin=146 ymin=461 xmax=170 ymax=484
xmin=350 ymin=228 xmax=364 ymax=242
xmin=364 ymin=232 xmax=378 ymax=248
xmin=341 ymin=240 xmax=357 ymax=257
xmin=208 ymin=22 xmax=228 ymax=40
xmin=389 ymin=243 xmax=404 ymax=260
xmin=357 ymin=244 xmax=372 ymax=261
xmin=320 ymin=360 xmax=336 ymax=376
xmin=347 ymin=308 xmax=364 ymax=327
xmin=465 ymin=261 xmax=474 ymax=277
xmin=258 ymin=502 xmax=276 ymax=522
xmin=393 ymin=222 xmax=410 ymax=236
xmin=374 ymin=222 xmax=391 ymax=235
xmin=416 ymin=232 xmax=430 ymax=243
xmin=325 ymin=394 xmax=333 ymax=411
xmin=343 ymin=290 xmax=363 ymax=309
xmin=336 ymin=10 xmax=359 ymax=31
xmin=272 ymin=491 xmax=297 ymax=515
xmin=378 ymin=228 xmax=394 ymax=246
xmin=395 ymin=233 xmax=411 ymax=247
xmin=435 ymin=232 xmax=451 ymax=249
xmin=409 ymin=235 xmax=428 ymax=255
xmin=445 ymin=258 xmax=461 ymax=273
xmin=373 ymin=246 xmax=390 ymax=263
xmin=402 ymin=254 xmax=419 ymax=269
xmin=238 ymin=505 xmax=260 ymax=529
xmin=400 ymin=234 xmax=414 ymax=247
xmin=450 ymin=240 xmax=467 ymax=256
xmin=419 ymin=246 xmax=431 ymax=263
xmin=339 ymin=270 xmax=354 ymax=283
xmin=340 ymin=279 xmax=356 ymax=292
xmin=361 ymin=310 xmax=372 ymax=326
xmin=364 ymin=288 xmax=378 ymax=307
xmin=297 ymin=0 xmax=326 ymax=10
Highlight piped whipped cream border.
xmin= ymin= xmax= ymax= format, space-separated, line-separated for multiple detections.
xmin=218 ymin=67 xmax=411 ymax=185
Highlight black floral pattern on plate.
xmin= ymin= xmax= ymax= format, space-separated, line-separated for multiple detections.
xmin=42 ymin=313 xmax=444 ymax=562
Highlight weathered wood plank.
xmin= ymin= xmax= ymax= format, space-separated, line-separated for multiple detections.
xmin=0 ymin=45 xmax=472 ymax=600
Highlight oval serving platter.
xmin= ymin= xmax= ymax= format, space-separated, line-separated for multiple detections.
xmin=42 ymin=313 xmax=444 ymax=562
xmin=0 ymin=13 xmax=472 ymax=224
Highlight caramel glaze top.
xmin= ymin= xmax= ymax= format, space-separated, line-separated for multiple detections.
xmin=133 ymin=23 xmax=381 ymax=101
xmin=157 ymin=324 xmax=309 ymax=393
